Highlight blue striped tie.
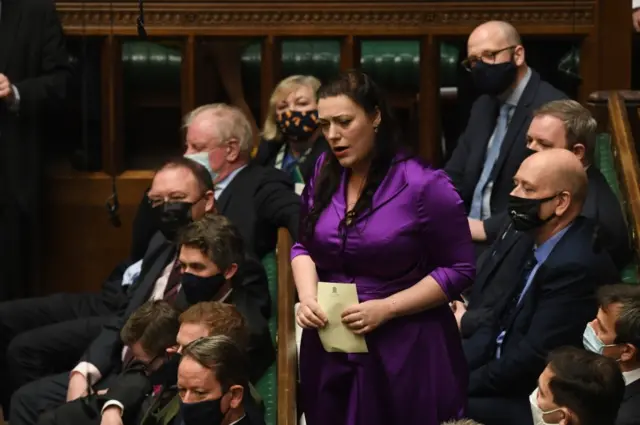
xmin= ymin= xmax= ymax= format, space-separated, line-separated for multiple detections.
xmin=469 ymin=103 xmax=513 ymax=219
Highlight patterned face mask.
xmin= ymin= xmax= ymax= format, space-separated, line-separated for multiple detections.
xmin=276 ymin=109 xmax=319 ymax=140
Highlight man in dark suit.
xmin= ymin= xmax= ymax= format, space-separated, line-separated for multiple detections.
xmin=532 ymin=347 xmax=624 ymax=425
xmin=8 ymin=162 xmax=272 ymax=425
xmin=471 ymin=99 xmax=631 ymax=269
xmin=0 ymin=0 xmax=71 ymax=301
xmin=444 ymin=21 xmax=566 ymax=257
xmin=452 ymin=149 xmax=619 ymax=425
xmin=583 ymin=284 xmax=640 ymax=425
xmin=130 ymin=103 xmax=300 ymax=262
xmin=176 ymin=336 xmax=256 ymax=425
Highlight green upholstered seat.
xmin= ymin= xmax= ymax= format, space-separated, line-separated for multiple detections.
xmin=593 ymin=134 xmax=639 ymax=284
xmin=255 ymin=252 xmax=279 ymax=425
xmin=121 ymin=41 xmax=181 ymax=90
xmin=121 ymin=39 xmax=460 ymax=91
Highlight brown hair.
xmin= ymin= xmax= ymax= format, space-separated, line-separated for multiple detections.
xmin=177 ymin=213 xmax=245 ymax=272
xmin=121 ymin=300 xmax=180 ymax=358
xmin=179 ymin=301 xmax=249 ymax=351
xmin=156 ymin=157 xmax=214 ymax=193
xmin=533 ymin=100 xmax=597 ymax=163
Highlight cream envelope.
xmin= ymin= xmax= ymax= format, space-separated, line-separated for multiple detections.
xmin=316 ymin=282 xmax=368 ymax=353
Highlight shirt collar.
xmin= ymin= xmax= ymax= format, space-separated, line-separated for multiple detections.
xmin=214 ymin=165 xmax=247 ymax=199
xmin=502 ymin=67 xmax=531 ymax=108
xmin=623 ymin=368 xmax=640 ymax=386
xmin=533 ymin=223 xmax=572 ymax=264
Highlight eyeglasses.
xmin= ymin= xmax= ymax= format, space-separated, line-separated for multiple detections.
xmin=461 ymin=45 xmax=517 ymax=72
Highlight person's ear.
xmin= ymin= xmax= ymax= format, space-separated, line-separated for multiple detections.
xmin=513 ymin=45 xmax=526 ymax=67
xmin=226 ymin=385 xmax=244 ymax=409
xmin=570 ymin=143 xmax=586 ymax=163
xmin=226 ymin=139 xmax=240 ymax=162
xmin=204 ymin=190 xmax=215 ymax=212
xmin=554 ymin=191 xmax=571 ymax=216
xmin=371 ymin=107 xmax=381 ymax=130
xmin=620 ymin=343 xmax=637 ymax=363
xmin=223 ymin=263 xmax=239 ymax=281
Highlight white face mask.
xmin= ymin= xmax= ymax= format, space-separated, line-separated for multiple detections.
xmin=582 ymin=323 xmax=617 ymax=355
xmin=184 ymin=152 xmax=217 ymax=181
xmin=530 ymin=388 xmax=563 ymax=425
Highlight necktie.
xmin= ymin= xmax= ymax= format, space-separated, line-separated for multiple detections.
xmin=469 ymin=103 xmax=514 ymax=219
xmin=163 ymin=260 xmax=182 ymax=304
xmin=500 ymin=251 xmax=537 ymax=329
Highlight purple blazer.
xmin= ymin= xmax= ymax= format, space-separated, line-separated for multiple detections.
xmin=291 ymin=153 xmax=476 ymax=425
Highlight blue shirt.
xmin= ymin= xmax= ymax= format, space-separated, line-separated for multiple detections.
xmin=214 ymin=165 xmax=247 ymax=200
xmin=495 ymin=224 xmax=572 ymax=358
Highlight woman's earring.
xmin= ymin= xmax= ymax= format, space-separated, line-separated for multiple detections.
xmin=373 ymin=126 xmax=379 ymax=133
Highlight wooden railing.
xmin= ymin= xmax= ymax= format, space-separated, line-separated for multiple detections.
xmin=588 ymin=91 xmax=640 ymax=277
xmin=276 ymin=229 xmax=297 ymax=425
xmin=607 ymin=92 xmax=640 ymax=260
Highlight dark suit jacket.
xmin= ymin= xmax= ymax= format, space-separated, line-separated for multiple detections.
xmin=462 ymin=217 xmax=619 ymax=397
xmin=82 ymin=232 xmax=274 ymax=383
xmin=617 ymin=379 xmax=640 ymax=425
xmin=444 ymin=70 xmax=566 ymax=237
xmin=0 ymin=0 xmax=71 ymax=209
xmin=252 ymin=136 xmax=330 ymax=185
xmin=130 ymin=165 xmax=300 ymax=262
xmin=480 ymin=166 xmax=632 ymax=270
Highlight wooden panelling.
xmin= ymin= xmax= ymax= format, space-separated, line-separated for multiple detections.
xmin=42 ymin=172 xmax=152 ymax=294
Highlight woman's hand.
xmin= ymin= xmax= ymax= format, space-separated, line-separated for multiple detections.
xmin=296 ymin=298 xmax=328 ymax=329
xmin=342 ymin=299 xmax=393 ymax=335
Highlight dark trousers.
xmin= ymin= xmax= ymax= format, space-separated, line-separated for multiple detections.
xmin=467 ymin=396 xmax=533 ymax=425
xmin=12 ymin=372 xmax=116 ymax=425
xmin=0 ymin=203 xmax=33 ymax=300
xmin=0 ymin=293 xmax=115 ymax=414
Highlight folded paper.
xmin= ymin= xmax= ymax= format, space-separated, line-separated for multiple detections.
xmin=316 ymin=282 xmax=368 ymax=353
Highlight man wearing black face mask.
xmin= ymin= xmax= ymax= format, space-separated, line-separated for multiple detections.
xmin=452 ymin=149 xmax=618 ymax=425
xmin=10 ymin=159 xmax=271 ymax=425
xmin=177 ymin=336 xmax=255 ymax=425
xmin=444 ymin=20 xmax=566 ymax=259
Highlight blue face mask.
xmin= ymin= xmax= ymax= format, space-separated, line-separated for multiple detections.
xmin=583 ymin=323 xmax=616 ymax=354
xmin=184 ymin=152 xmax=217 ymax=181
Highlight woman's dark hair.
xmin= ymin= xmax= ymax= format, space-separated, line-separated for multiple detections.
xmin=303 ymin=70 xmax=401 ymax=240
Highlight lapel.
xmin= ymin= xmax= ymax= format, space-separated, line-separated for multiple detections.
xmin=331 ymin=154 xmax=409 ymax=223
xmin=490 ymin=71 xmax=541 ymax=181
xmin=216 ymin=166 xmax=251 ymax=215
xmin=474 ymin=227 xmax=522 ymax=295
xmin=0 ymin=0 xmax=23 ymax=73
xmin=129 ymin=242 xmax=175 ymax=310
xmin=624 ymin=379 xmax=640 ymax=401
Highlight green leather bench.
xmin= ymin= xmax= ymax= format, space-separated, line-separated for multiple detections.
xmin=120 ymin=39 xmax=461 ymax=91
xmin=593 ymin=133 xmax=639 ymax=284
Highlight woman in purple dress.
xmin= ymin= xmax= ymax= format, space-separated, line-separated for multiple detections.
xmin=291 ymin=70 xmax=476 ymax=425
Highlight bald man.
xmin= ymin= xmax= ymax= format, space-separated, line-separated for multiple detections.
xmin=445 ymin=21 xmax=566 ymax=259
xmin=454 ymin=149 xmax=618 ymax=425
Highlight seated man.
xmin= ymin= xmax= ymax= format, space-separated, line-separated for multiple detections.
xmin=444 ymin=21 xmax=566 ymax=257
xmin=10 ymin=173 xmax=271 ymax=425
xmin=583 ymin=284 xmax=640 ymax=425
xmin=454 ymin=149 xmax=619 ymax=425
xmin=0 ymin=156 xmax=215 ymax=415
xmin=531 ymin=347 xmax=624 ymax=425
xmin=37 ymin=300 xmax=181 ymax=425
xmin=131 ymin=103 xmax=301 ymax=262
xmin=468 ymin=99 xmax=631 ymax=269
xmin=177 ymin=335 xmax=256 ymax=425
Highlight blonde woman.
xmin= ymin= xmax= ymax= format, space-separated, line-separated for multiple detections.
xmin=254 ymin=75 xmax=330 ymax=191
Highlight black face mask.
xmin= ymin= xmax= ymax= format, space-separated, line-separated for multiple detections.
xmin=471 ymin=60 xmax=518 ymax=96
xmin=180 ymin=396 xmax=227 ymax=425
xmin=524 ymin=147 xmax=537 ymax=158
xmin=181 ymin=272 xmax=227 ymax=305
xmin=276 ymin=109 xmax=319 ymax=141
xmin=153 ymin=201 xmax=194 ymax=241
xmin=148 ymin=353 xmax=181 ymax=386
xmin=508 ymin=194 xmax=558 ymax=232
